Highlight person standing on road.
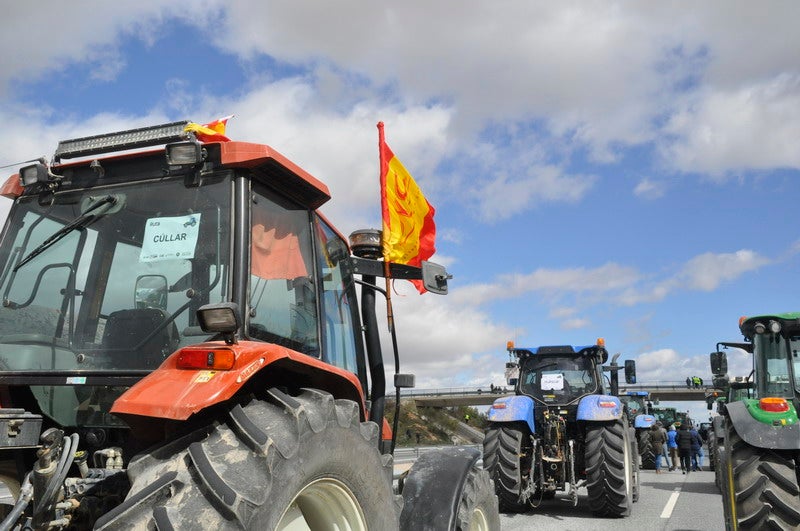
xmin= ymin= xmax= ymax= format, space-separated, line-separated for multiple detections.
xmin=657 ymin=421 xmax=670 ymax=470
xmin=649 ymin=423 xmax=667 ymax=474
xmin=676 ymin=423 xmax=693 ymax=474
xmin=689 ymin=425 xmax=704 ymax=471
xmin=667 ymin=425 xmax=679 ymax=472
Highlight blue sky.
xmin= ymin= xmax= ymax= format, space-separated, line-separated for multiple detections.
xmin=1 ymin=2 xmax=799 ymax=421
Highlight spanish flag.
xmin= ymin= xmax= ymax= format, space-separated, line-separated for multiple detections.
xmin=185 ymin=115 xmax=233 ymax=142
xmin=378 ymin=122 xmax=436 ymax=293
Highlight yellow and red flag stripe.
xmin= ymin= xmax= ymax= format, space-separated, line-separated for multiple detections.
xmin=378 ymin=122 xmax=436 ymax=292
xmin=185 ymin=115 xmax=233 ymax=142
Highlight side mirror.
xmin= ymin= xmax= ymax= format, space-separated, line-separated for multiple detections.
xmin=624 ymin=359 xmax=637 ymax=384
xmin=712 ymin=375 xmax=730 ymax=391
xmin=135 ymin=275 xmax=168 ymax=311
xmin=505 ymin=362 xmax=519 ymax=386
xmin=710 ymin=351 xmax=727 ymax=376
xmin=421 ymin=261 xmax=451 ymax=295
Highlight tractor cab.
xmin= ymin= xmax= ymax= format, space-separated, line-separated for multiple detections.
xmin=711 ymin=314 xmax=800 ymax=411
xmin=0 ymin=122 xmax=348 ymax=434
xmin=517 ymin=349 xmax=600 ymax=406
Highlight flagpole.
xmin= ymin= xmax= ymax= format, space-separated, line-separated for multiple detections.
xmin=377 ymin=122 xmax=395 ymax=334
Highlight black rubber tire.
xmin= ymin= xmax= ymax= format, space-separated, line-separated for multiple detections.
xmin=628 ymin=428 xmax=640 ymax=503
xmin=707 ymin=429 xmax=717 ymax=472
xmin=96 ymin=388 xmax=398 ymax=530
xmin=455 ymin=464 xmax=502 ymax=530
xmin=482 ymin=423 xmax=532 ymax=513
xmin=638 ymin=430 xmax=656 ymax=470
xmin=722 ymin=422 xmax=800 ymax=530
xmin=714 ymin=441 xmax=724 ymax=491
xmin=585 ymin=420 xmax=632 ymax=517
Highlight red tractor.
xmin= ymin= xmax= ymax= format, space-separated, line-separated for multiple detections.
xmin=0 ymin=121 xmax=499 ymax=529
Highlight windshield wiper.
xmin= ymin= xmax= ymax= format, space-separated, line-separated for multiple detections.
xmin=14 ymin=195 xmax=117 ymax=272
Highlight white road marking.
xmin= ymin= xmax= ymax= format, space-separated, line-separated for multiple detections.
xmin=660 ymin=488 xmax=682 ymax=518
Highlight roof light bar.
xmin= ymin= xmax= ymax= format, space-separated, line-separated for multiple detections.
xmin=54 ymin=120 xmax=192 ymax=161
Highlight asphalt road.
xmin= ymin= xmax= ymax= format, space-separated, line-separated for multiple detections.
xmin=394 ymin=446 xmax=725 ymax=530
xmin=498 ymin=468 xmax=724 ymax=531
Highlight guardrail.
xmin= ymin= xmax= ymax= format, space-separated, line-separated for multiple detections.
xmin=398 ymin=382 xmax=711 ymax=397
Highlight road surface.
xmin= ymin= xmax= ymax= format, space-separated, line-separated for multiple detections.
xmin=497 ymin=467 xmax=723 ymax=531
xmin=394 ymin=447 xmax=725 ymax=530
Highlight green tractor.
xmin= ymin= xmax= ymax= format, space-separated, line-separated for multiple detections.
xmin=710 ymin=313 xmax=800 ymax=530
xmin=705 ymin=345 xmax=754 ymax=490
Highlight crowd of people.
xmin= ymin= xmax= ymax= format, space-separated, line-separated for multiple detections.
xmin=650 ymin=420 xmax=707 ymax=474
xmin=686 ymin=376 xmax=704 ymax=388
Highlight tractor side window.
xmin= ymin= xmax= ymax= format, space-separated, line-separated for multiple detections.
xmin=755 ymin=334 xmax=792 ymax=397
xmin=0 ymin=210 xmax=93 ymax=344
xmin=792 ymin=338 xmax=800 ymax=393
xmin=248 ymin=186 xmax=319 ymax=356
xmin=314 ymin=218 xmax=359 ymax=373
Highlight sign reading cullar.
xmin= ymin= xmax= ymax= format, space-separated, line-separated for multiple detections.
xmin=140 ymin=214 xmax=201 ymax=262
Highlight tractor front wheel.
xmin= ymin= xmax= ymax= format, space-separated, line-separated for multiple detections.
xmin=722 ymin=422 xmax=800 ymax=530
xmin=454 ymin=461 xmax=501 ymax=530
xmin=96 ymin=388 xmax=398 ymax=530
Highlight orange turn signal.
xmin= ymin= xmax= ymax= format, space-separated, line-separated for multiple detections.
xmin=177 ymin=348 xmax=235 ymax=370
xmin=759 ymin=397 xmax=789 ymax=413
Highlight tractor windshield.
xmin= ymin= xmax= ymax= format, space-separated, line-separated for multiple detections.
xmin=0 ymin=175 xmax=231 ymax=426
xmin=753 ymin=333 xmax=798 ymax=398
xmin=519 ymin=355 xmax=598 ymax=404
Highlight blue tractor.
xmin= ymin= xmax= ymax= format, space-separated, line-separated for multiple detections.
xmin=619 ymin=391 xmax=661 ymax=470
xmin=483 ymin=339 xmax=639 ymax=516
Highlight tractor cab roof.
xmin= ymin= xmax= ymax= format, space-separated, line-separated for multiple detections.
xmin=511 ymin=344 xmax=608 ymax=363
xmin=739 ymin=312 xmax=800 ymax=340
xmin=5 ymin=120 xmax=331 ymax=210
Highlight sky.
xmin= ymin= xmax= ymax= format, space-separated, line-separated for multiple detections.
xmin=1 ymin=1 xmax=799 ymax=422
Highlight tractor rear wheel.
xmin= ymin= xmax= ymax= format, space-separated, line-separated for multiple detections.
xmin=483 ymin=423 xmax=532 ymax=513
xmin=585 ymin=420 xmax=633 ymax=517
xmin=722 ymin=422 xmax=800 ymax=530
xmin=96 ymin=388 xmax=398 ymax=530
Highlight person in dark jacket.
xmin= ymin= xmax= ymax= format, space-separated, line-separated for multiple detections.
xmin=689 ymin=426 xmax=704 ymax=471
xmin=649 ymin=423 xmax=667 ymax=473
xmin=675 ymin=423 xmax=694 ymax=474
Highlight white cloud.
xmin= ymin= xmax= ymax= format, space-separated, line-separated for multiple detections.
xmin=378 ymin=281 xmax=516 ymax=386
xmin=618 ymin=249 xmax=769 ymax=305
xmin=676 ymin=250 xmax=770 ymax=291
xmin=663 ymin=75 xmax=800 ymax=176
xmin=471 ymin=166 xmax=596 ymax=222
xmin=633 ymin=178 xmax=666 ymax=199
xmin=561 ymin=318 xmax=591 ymax=330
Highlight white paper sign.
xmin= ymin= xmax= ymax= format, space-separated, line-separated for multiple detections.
xmin=140 ymin=214 xmax=201 ymax=262
xmin=540 ymin=373 xmax=564 ymax=390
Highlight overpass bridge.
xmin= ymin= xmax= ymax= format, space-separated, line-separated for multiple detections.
xmin=399 ymin=383 xmax=713 ymax=408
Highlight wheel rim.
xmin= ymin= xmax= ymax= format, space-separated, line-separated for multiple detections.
xmin=468 ymin=507 xmax=490 ymax=531
xmin=276 ymin=477 xmax=367 ymax=531
xmin=623 ymin=429 xmax=633 ymax=502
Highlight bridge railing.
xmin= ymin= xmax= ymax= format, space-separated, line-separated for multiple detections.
xmin=397 ymin=382 xmax=712 ymax=398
